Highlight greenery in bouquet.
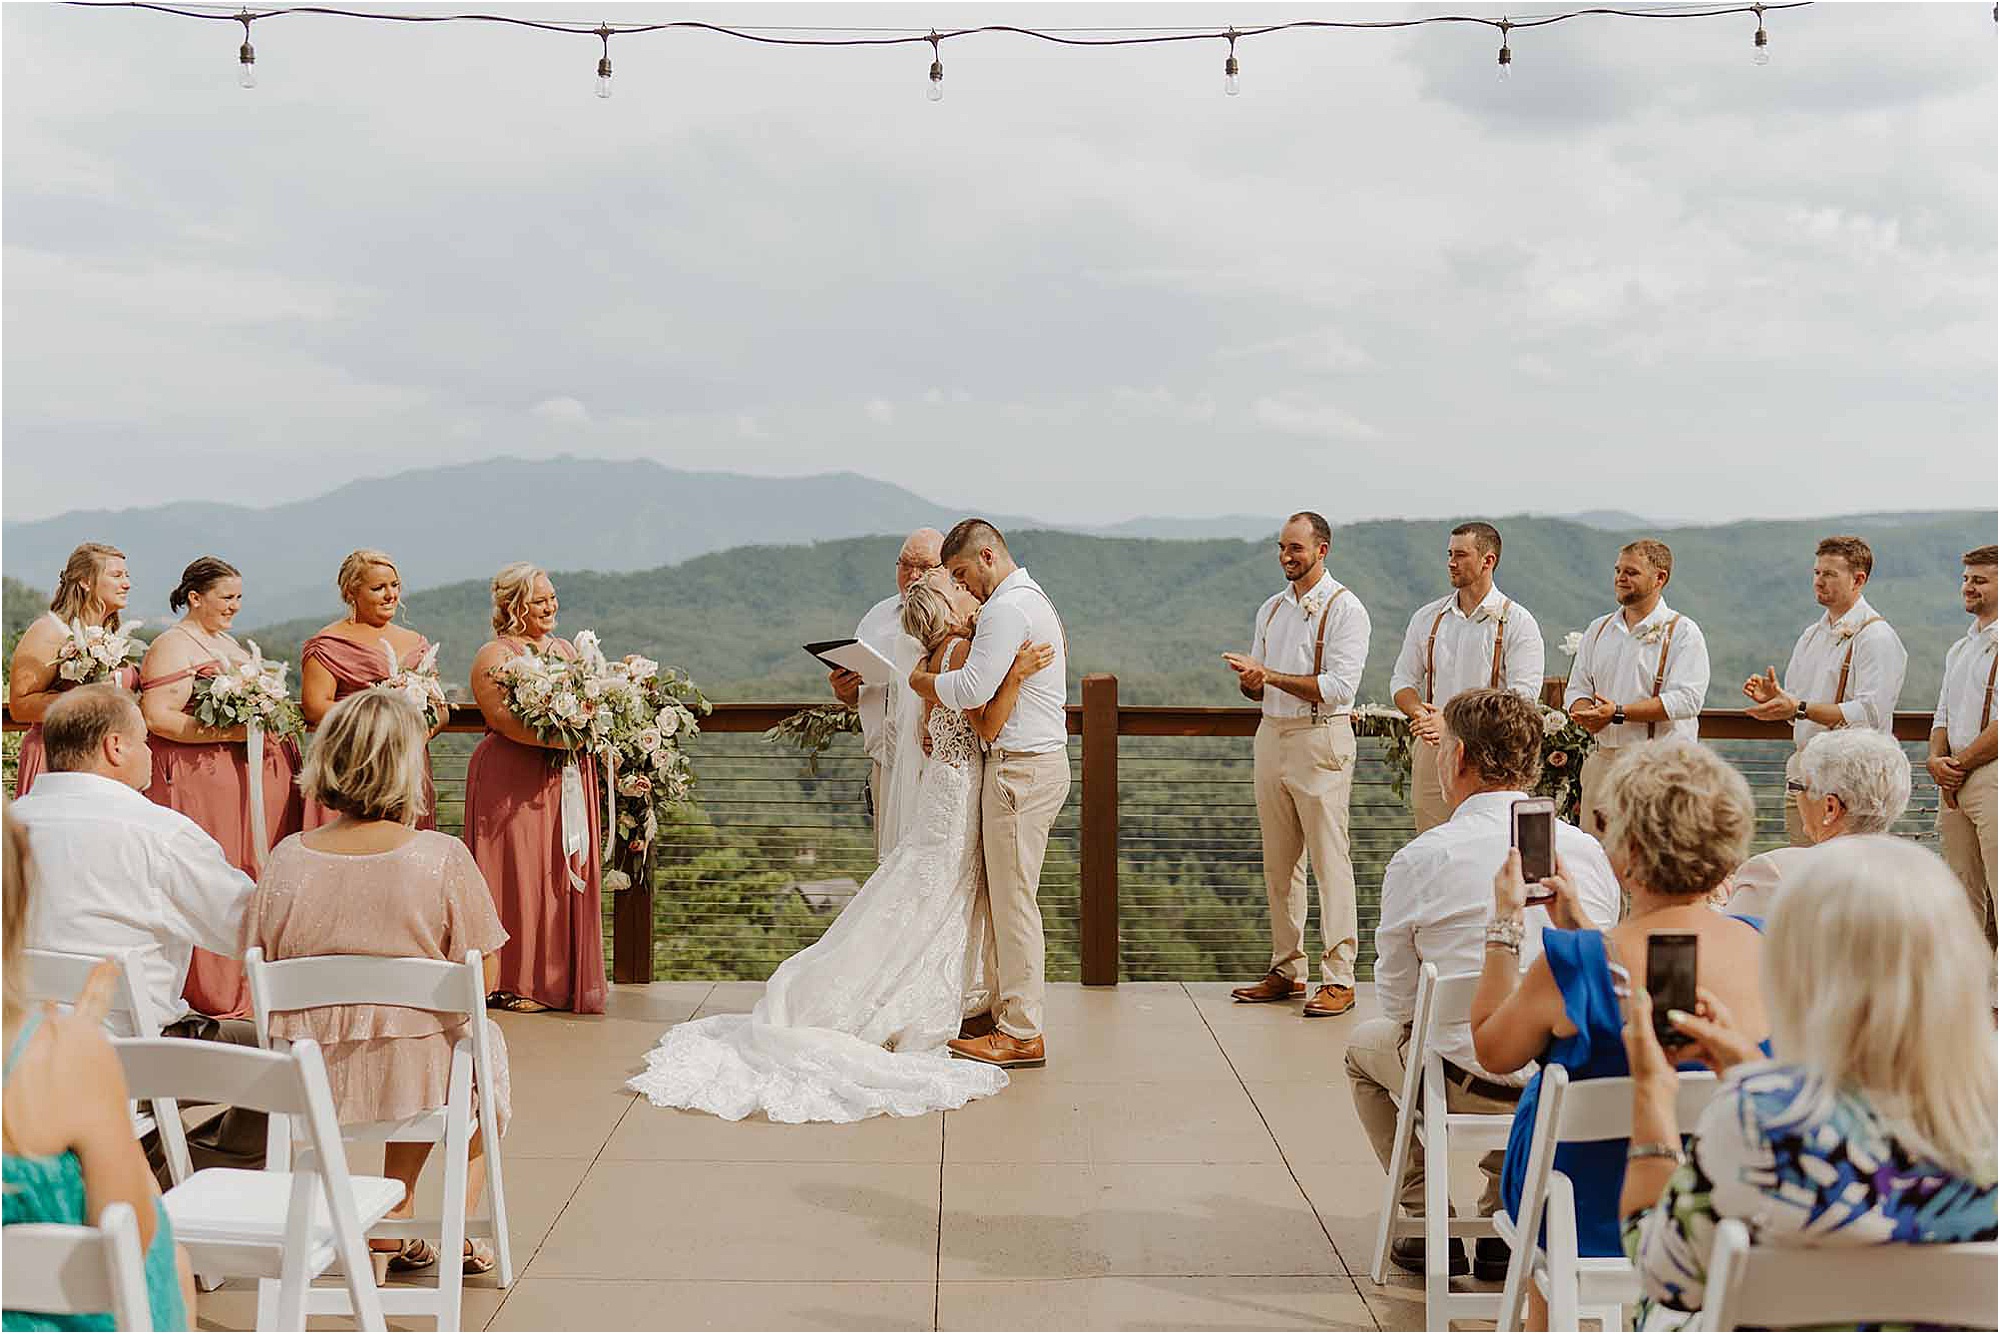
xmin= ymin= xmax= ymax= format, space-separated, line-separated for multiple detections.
xmin=1352 ymin=706 xmax=1417 ymax=801
xmin=54 ymin=618 xmax=147 ymax=686
xmin=763 ymin=705 xmax=863 ymax=776
xmin=189 ymin=643 xmax=305 ymax=741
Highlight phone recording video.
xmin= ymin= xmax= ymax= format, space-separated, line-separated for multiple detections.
xmin=1646 ymin=932 xmax=1699 ymax=1047
xmin=1511 ymin=797 xmax=1557 ymax=892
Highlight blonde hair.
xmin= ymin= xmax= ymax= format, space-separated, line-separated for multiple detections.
xmin=1766 ymin=836 xmax=1997 ymax=1182
xmin=3 ymin=806 xmax=29 ymax=1031
xmin=489 ymin=562 xmax=547 ymax=638
xmin=299 ymin=690 xmax=428 ymax=825
xmin=336 ymin=549 xmax=401 ymax=613
xmin=900 ymin=572 xmax=961 ymax=652
xmin=48 ymin=542 xmax=126 ymax=632
xmin=1601 ymin=738 xmax=1754 ymax=897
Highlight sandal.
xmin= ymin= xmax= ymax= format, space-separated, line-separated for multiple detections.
xmin=386 ymin=1238 xmax=438 ymax=1273
xmin=463 ymin=1239 xmax=496 ymax=1276
xmin=486 ymin=991 xmax=550 ymax=1014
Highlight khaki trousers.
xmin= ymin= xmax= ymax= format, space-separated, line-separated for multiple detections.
xmin=1783 ymin=750 xmax=1811 ymax=848
xmin=1254 ymin=716 xmax=1359 ymax=988
xmin=1941 ymin=761 xmax=1999 ymax=948
xmin=982 ymin=748 xmax=1071 ymax=1040
xmin=1578 ymin=747 xmax=1620 ymax=845
xmin=1344 ymin=1016 xmax=1512 ymax=1215
xmin=1410 ymin=739 xmax=1450 ymax=835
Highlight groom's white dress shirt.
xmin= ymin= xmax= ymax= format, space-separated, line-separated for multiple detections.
xmin=853 ymin=592 xmax=905 ymax=765
xmin=1779 ymin=595 xmax=1907 ymax=747
xmin=932 ymin=568 xmax=1068 ymax=754
xmin=1248 ymin=572 xmax=1371 ymax=720
xmin=11 ymin=771 xmax=256 ymax=1027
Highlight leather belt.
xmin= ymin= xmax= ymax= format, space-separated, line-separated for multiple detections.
xmin=1441 ymin=1059 xmax=1522 ymax=1103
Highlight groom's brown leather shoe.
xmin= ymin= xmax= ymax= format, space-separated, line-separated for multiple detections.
xmin=958 ymin=1012 xmax=998 ymax=1040
xmin=947 ymin=1032 xmax=1045 ymax=1068
xmin=1231 ymin=970 xmax=1307 ymax=1003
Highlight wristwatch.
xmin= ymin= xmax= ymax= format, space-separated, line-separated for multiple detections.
xmin=1795 ymin=699 xmax=1809 ymax=720
xmin=1611 ymin=705 xmax=1626 ymax=727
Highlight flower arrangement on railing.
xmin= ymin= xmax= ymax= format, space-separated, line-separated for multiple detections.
xmin=54 ymin=618 xmax=147 ymax=688
xmin=1355 ymin=700 xmax=1596 ymax=825
xmin=764 ymin=704 xmax=862 ymax=775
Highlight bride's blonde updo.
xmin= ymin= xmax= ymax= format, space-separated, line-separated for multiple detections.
xmin=900 ymin=572 xmax=963 ymax=653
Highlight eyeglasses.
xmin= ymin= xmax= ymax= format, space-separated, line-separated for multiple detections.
xmin=1784 ymin=779 xmax=1809 ymax=795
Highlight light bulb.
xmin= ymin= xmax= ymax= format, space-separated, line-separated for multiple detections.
xmin=238 ymin=41 xmax=256 ymax=89
xmin=1752 ymin=29 xmax=1770 ymax=65
xmin=1224 ymin=53 xmax=1240 ymax=96
xmin=928 ymin=60 xmax=944 ymax=101
xmin=596 ymin=56 xmax=612 ymax=99
xmin=1497 ymin=46 xmax=1512 ymax=82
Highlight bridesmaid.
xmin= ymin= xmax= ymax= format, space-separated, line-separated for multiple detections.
xmin=464 ymin=563 xmax=607 ymax=1016
xmin=138 ymin=556 xmax=304 ymax=1019
xmin=299 ymin=549 xmax=445 ymax=831
xmin=8 ymin=543 xmax=133 ymax=797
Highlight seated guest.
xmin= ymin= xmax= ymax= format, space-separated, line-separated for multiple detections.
xmin=1348 ymin=688 xmax=1621 ymax=1280
xmin=243 ymin=689 xmax=510 ymax=1276
xmin=8 ymin=683 xmax=264 ymax=1174
xmin=4 ymin=807 xmax=195 ymax=1330
xmin=1725 ymin=728 xmax=1911 ymax=918
xmin=1472 ymin=738 xmax=1768 ymax=1329
xmin=1621 ymin=836 xmax=1997 ymax=1330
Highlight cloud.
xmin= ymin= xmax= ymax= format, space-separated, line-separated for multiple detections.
xmin=863 ymin=398 xmax=896 ymax=425
xmin=529 ymin=397 xmax=591 ymax=428
xmin=1250 ymin=395 xmax=1385 ymax=442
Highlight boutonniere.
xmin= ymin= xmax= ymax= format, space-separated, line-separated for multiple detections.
xmin=1635 ymin=621 xmax=1669 ymax=647
xmin=1299 ymin=587 xmax=1329 ymax=617
xmin=1832 ymin=618 xmax=1864 ymax=643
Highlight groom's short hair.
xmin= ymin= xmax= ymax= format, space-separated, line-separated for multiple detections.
xmin=942 ymin=519 xmax=1007 ymax=563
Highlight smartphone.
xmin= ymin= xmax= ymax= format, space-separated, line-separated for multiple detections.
xmin=1511 ymin=797 xmax=1557 ymax=891
xmin=1646 ymin=932 xmax=1699 ymax=1047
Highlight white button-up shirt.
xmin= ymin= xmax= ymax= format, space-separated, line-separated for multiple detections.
xmin=1934 ymin=617 xmax=1999 ymax=754
xmin=1248 ymin=572 xmax=1371 ymax=720
xmin=1389 ymin=585 xmax=1546 ymax=708
xmin=1563 ymin=600 xmax=1710 ymax=747
xmin=852 ymin=592 xmax=905 ymax=764
xmin=932 ymin=568 xmax=1068 ymax=755
xmin=11 ymin=771 xmax=256 ymax=1027
xmin=1374 ymin=790 xmax=1622 ymax=1085
xmin=1780 ymin=596 xmax=1908 ymax=747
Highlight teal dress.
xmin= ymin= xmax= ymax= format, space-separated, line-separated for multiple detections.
xmin=3 ymin=1010 xmax=189 ymax=1332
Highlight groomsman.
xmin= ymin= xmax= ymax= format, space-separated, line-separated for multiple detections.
xmin=1224 ymin=512 xmax=1372 ymax=1019
xmin=1930 ymin=545 xmax=1998 ymax=944
xmin=829 ymin=527 xmax=941 ymax=855
xmin=1565 ymin=539 xmax=1711 ymax=841
xmin=1744 ymin=535 xmax=1908 ymax=847
xmin=1390 ymin=521 xmax=1546 ymax=834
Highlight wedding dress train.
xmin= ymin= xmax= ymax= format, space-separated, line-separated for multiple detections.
xmin=625 ymin=703 xmax=1005 ymax=1122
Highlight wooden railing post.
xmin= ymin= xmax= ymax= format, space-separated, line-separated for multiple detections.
xmin=612 ymin=875 xmax=654 ymax=985
xmin=1080 ymin=673 xmax=1119 ymax=986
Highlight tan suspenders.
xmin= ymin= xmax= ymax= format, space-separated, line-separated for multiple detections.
xmin=1260 ymin=585 xmax=1350 ymax=722
xmin=1422 ymin=597 xmax=1512 ymax=705
xmin=1582 ymin=611 xmax=1679 ymax=738
xmin=1831 ymin=616 xmax=1887 ymax=707
xmin=1981 ymin=650 xmax=1996 ymax=733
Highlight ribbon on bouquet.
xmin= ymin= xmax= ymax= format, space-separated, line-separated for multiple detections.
xmin=245 ymin=719 xmax=269 ymax=874
xmin=559 ymin=757 xmax=589 ymax=893
xmin=601 ymin=748 xmax=619 ymax=867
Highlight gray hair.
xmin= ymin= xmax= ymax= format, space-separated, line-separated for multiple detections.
xmin=1797 ymin=730 xmax=1911 ymax=834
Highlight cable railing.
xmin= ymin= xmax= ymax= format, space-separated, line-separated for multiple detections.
xmin=3 ymin=681 xmax=1943 ymax=984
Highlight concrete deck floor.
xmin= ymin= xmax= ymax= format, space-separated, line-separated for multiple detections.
xmin=197 ymin=981 xmax=1508 ymax=1331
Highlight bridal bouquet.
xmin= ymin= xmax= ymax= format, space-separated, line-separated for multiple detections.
xmin=189 ymin=642 xmax=304 ymax=742
xmin=54 ymin=618 xmax=146 ymax=687
xmin=488 ymin=641 xmax=604 ymax=751
xmin=375 ymin=640 xmax=447 ymax=729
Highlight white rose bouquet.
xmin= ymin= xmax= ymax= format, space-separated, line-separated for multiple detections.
xmin=188 ymin=641 xmax=305 ymax=742
xmin=54 ymin=618 xmax=146 ymax=687
xmin=375 ymin=640 xmax=447 ymax=730
xmin=597 ymin=647 xmax=709 ymax=891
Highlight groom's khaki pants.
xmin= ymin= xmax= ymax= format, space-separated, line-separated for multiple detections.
xmin=1254 ymin=715 xmax=1359 ymax=988
xmin=982 ymin=748 xmax=1071 ymax=1040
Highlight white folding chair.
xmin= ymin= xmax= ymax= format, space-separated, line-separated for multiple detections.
xmin=1492 ymin=1065 xmax=1719 ymax=1332
xmin=246 ymin=947 xmax=513 ymax=1331
xmin=1367 ymin=964 xmax=1518 ymax=1329
xmin=113 ymin=1035 xmax=398 ymax=1332
xmin=22 ymin=947 xmax=194 ymax=1188
xmin=2 ymin=1201 xmax=155 ymax=1330
xmin=1698 ymin=1216 xmax=1998 ymax=1330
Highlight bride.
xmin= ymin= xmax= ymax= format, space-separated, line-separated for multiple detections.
xmin=627 ymin=570 xmax=1052 ymax=1123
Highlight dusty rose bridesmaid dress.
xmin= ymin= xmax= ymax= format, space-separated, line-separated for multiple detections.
xmin=298 ymin=632 xmax=439 ymax=832
xmin=140 ymin=655 xmax=304 ymax=1019
xmin=462 ymin=635 xmax=607 ymax=1015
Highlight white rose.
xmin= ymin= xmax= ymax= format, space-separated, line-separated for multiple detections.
xmin=636 ymin=727 xmax=662 ymax=754
xmin=657 ymin=710 xmax=680 ymax=738
xmin=551 ymin=691 xmax=580 ymax=720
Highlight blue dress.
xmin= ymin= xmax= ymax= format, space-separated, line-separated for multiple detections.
xmin=2 ymin=1011 xmax=189 ymax=1332
xmin=1498 ymin=920 xmax=1770 ymax=1258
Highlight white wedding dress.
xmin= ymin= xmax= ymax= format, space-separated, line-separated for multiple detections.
xmin=626 ymin=702 xmax=1006 ymax=1122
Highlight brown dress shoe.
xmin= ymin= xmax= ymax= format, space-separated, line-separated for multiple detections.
xmin=946 ymin=1032 xmax=1046 ymax=1068
xmin=1231 ymin=970 xmax=1307 ymax=1003
xmin=958 ymin=1012 xmax=998 ymax=1040
xmin=1302 ymin=984 xmax=1356 ymax=1018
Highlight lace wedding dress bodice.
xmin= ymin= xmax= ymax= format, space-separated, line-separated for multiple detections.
xmin=626 ymin=704 xmax=1004 ymax=1123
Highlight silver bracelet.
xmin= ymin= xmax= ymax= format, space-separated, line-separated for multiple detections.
xmin=1484 ymin=917 xmax=1524 ymax=954
xmin=1627 ymin=1140 xmax=1684 ymax=1166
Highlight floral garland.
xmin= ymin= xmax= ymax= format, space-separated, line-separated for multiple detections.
xmin=763 ymin=704 xmax=863 ymax=775
xmin=1355 ymin=700 xmax=1596 ymax=824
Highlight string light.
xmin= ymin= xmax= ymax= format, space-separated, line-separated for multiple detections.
xmin=234 ymin=7 xmax=254 ymax=88
xmin=65 ymin=1 xmax=1819 ymax=99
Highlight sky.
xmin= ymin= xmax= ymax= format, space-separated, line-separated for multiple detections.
xmin=3 ymin=0 xmax=1995 ymax=528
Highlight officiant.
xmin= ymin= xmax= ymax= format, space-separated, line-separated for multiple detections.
xmin=830 ymin=527 xmax=942 ymax=855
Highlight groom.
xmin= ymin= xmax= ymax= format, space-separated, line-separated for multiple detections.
xmin=910 ymin=519 xmax=1068 ymax=1070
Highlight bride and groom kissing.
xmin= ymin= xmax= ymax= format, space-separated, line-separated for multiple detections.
xmin=627 ymin=519 xmax=1069 ymax=1123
